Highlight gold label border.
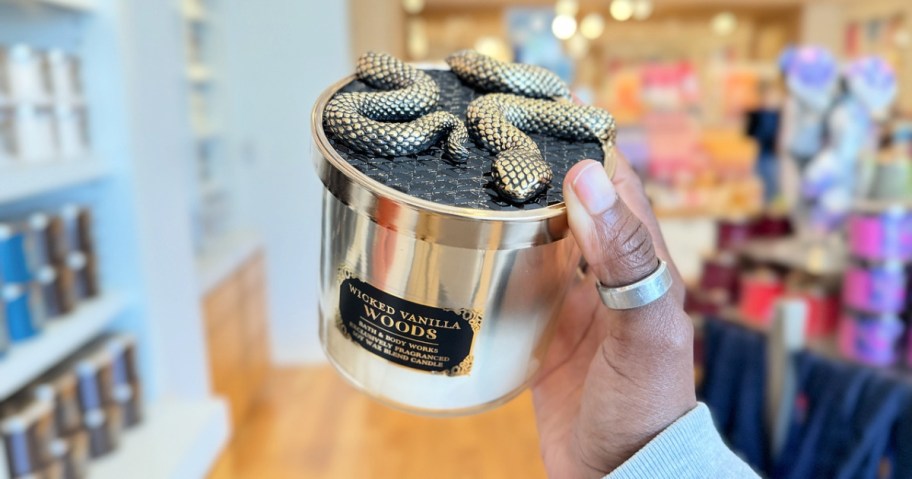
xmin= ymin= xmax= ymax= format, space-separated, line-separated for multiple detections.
xmin=336 ymin=265 xmax=483 ymax=377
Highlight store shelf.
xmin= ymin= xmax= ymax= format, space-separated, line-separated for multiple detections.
xmin=182 ymin=4 xmax=210 ymax=23
xmin=33 ymin=0 xmax=95 ymax=11
xmin=187 ymin=65 xmax=214 ymax=84
xmin=0 ymin=292 xmax=129 ymax=401
xmin=91 ymin=397 xmax=230 ymax=479
xmin=739 ymin=236 xmax=846 ymax=279
xmin=0 ymin=160 xmax=110 ymax=205
xmin=196 ymin=229 xmax=262 ymax=294
xmin=199 ymin=179 xmax=227 ymax=199
xmin=193 ymin=124 xmax=221 ymax=141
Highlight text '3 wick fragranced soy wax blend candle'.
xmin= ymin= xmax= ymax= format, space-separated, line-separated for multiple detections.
xmin=312 ymin=50 xmax=616 ymax=415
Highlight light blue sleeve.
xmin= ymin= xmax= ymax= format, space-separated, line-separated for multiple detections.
xmin=605 ymin=403 xmax=761 ymax=479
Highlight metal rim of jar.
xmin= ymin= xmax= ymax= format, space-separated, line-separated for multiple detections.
xmin=311 ymin=73 xmax=617 ymax=250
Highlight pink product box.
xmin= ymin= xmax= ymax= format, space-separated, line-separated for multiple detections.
xmin=848 ymin=208 xmax=912 ymax=261
xmin=838 ymin=312 xmax=904 ymax=367
xmin=842 ymin=262 xmax=907 ymax=314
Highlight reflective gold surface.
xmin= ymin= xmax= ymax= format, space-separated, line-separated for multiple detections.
xmin=318 ymin=188 xmax=579 ymax=414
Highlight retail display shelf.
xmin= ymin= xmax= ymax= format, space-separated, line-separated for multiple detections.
xmin=182 ymin=5 xmax=209 ymax=22
xmin=199 ymin=179 xmax=227 ymax=199
xmin=187 ymin=65 xmax=214 ymax=83
xmin=194 ymin=124 xmax=221 ymax=141
xmin=0 ymin=292 xmax=129 ymax=401
xmin=0 ymin=97 xmax=86 ymax=108
xmin=196 ymin=229 xmax=262 ymax=294
xmin=738 ymin=237 xmax=846 ymax=279
xmin=33 ymin=0 xmax=95 ymax=11
xmin=91 ymin=397 xmax=230 ymax=479
xmin=0 ymin=160 xmax=110 ymax=205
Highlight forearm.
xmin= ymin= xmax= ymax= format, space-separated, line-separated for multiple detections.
xmin=605 ymin=403 xmax=760 ymax=479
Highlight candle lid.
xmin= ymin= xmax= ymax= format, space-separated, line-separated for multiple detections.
xmin=313 ymin=65 xmax=614 ymax=249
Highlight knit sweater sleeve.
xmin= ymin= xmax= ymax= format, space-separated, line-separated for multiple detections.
xmin=605 ymin=403 xmax=760 ymax=479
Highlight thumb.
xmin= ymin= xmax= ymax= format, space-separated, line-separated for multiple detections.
xmin=564 ymin=159 xmax=690 ymax=348
xmin=563 ymin=159 xmax=697 ymax=474
xmin=564 ymin=160 xmax=660 ymax=290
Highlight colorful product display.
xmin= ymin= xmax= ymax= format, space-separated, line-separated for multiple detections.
xmin=2 ymin=283 xmax=44 ymax=342
xmin=0 ymin=225 xmax=31 ymax=284
xmin=699 ymin=253 xmax=740 ymax=301
xmin=847 ymin=204 xmax=912 ymax=262
xmin=842 ymin=261 xmax=907 ymax=314
xmin=716 ymin=218 xmax=753 ymax=251
xmin=750 ymin=213 xmax=793 ymax=238
xmin=0 ymin=44 xmax=90 ymax=163
xmin=794 ymin=283 xmax=840 ymax=338
xmin=1 ymin=334 xmax=143 ymax=478
xmin=0 ymin=205 xmax=100 ymax=350
xmin=0 ymin=399 xmax=56 ymax=478
xmin=738 ymin=269 xmax=785 ymax=326
xmin=838 ymin=312 xmax=904 ymax=367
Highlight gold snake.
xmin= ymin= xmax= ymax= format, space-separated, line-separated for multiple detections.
xmin=324 ymin=50 xmax=616 ymax=203
xmin=323 ymin=52 xmax=470 ymax=160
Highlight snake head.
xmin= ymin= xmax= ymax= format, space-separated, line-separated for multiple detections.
xmin=491 ymin=150 xmax=553 ymax=203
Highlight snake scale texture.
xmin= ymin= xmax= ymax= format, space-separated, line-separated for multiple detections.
xmin=324 ymin=50 xmax=616 ymax=203
xmin=324 ymin=52 xmax=470 ymax=160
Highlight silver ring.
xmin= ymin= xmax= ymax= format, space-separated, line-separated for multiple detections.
xmin=596 ymin=260 xmax=673 ymax=310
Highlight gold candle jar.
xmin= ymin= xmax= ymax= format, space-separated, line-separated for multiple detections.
xmin=312 ymin=70 xmax=611 ymax=416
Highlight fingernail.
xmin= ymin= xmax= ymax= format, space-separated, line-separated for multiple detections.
xmin=572 ymin=162 xmax=616 ymax=215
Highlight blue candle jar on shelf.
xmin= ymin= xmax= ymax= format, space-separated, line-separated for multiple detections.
xmin=0 ymin=223 xmax=32 ymax=284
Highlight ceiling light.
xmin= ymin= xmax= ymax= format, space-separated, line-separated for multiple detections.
xmin=406 ymin=19 xmax=428 ymax=59
xmin=565 ymin=33 xmax=589 ymax=59
xmin=580 ymin=13 xmax=605 ymax=40
xmin=711 ymin=12 xmax=737 ymax=36
xmin=555 ymin=0 xmax=578 ymax=17
xmin=610 ymin=0 xmax=634 ymax=22
xmin=552 ymin=14 xmax=577 ymax=40
xmin=633 ymin=0 xmax=653 ymax=21
xmin=474 ymin=37 xmax=512 ymax=62
xmin=402 ymin=0 xmax=424 ymax=15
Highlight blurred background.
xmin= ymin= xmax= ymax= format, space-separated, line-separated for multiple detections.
xmin=0 ymin=0 xmax=910 ymax=478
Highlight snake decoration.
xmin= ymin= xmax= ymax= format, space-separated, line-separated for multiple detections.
xmin=324 ymin=49 xmax=616 ymax=203
xmin=324 ymin=52 xmax=470 ymax=160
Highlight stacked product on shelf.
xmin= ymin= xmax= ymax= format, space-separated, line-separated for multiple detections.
xmin=179 ymin=0 xmax=235 ymax=253
xmin=838 ymin=202 xmax=912 ymax=366
xmin=1 ymin=334 xmax=142 ymax=479
xmin=0 ymin=205 xmax=100 ymax=354
xmin=0 ymin=44 xmax=90 ymax=165
xmin=688 ymin=212 xmax=846 ymax=338
xmin=686 ymin=214 xmax=793 ymax=319
xmin=643 ymin=113 xmax=764 ymax=217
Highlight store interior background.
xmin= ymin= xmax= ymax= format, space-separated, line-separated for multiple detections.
xmin=1 ymin=0 xmax=911 ymax=478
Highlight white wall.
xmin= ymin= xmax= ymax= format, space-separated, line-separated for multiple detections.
xmin=223 ymin=0 xmax=352 ymax=363
xmin=114 ymin=0 xmax=214 ymax=397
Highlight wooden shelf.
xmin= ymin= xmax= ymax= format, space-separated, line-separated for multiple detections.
xmin=0 ymin=160 xmax=110 ymax=205
xmin=0 ymin=293 xmax=130 ymax=401
xmin=91 ymin=397 xmax=230 ymax=479
xmin=738 ymin=236 xmax=846 ymax=278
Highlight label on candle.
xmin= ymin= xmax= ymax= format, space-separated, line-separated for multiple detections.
xmin=337 ymin=266 xmax=482 ymax=376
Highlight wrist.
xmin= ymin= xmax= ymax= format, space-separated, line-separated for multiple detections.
xmin=569 ymin=395 xmax=698 ymax=477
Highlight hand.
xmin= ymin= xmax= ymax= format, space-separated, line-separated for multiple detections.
xmin=531 ymin=155 xmax=696 ymax=478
